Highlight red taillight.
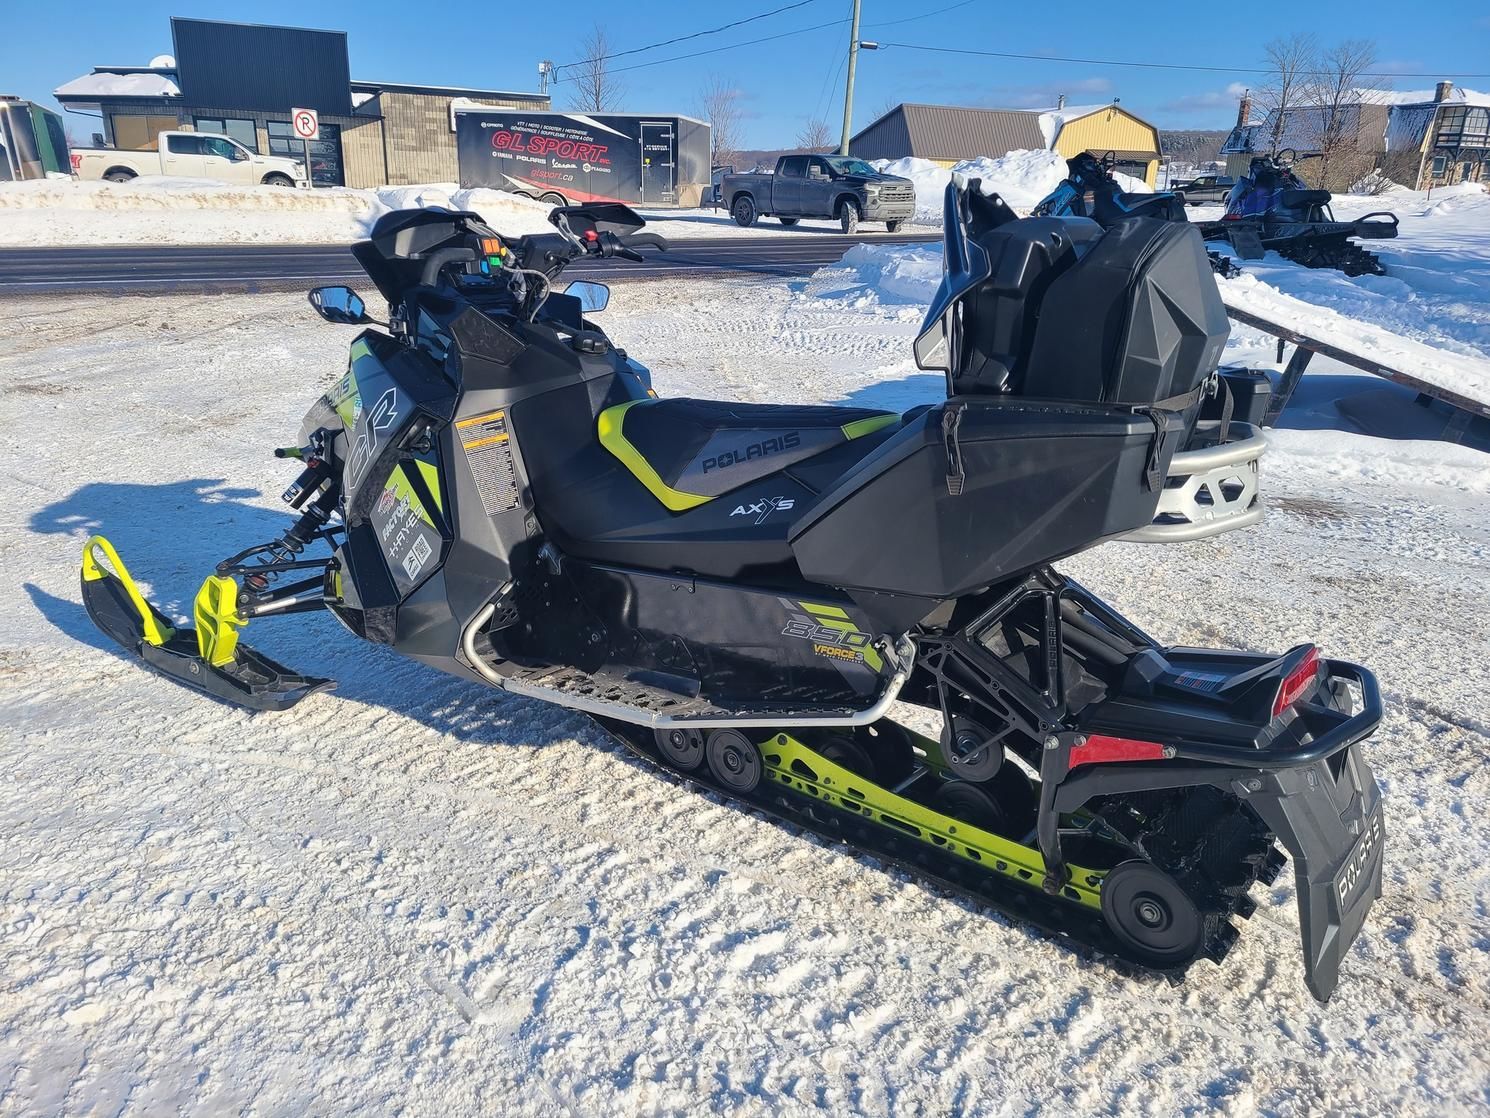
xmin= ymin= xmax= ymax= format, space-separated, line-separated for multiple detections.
xmin=1068 ymin=734 xmax=1167 ymax=770
xmin=1272 ymin=646 xmax=1321 ymax=718
xmin=1222 ymin=212 xmax=1241 ymax=221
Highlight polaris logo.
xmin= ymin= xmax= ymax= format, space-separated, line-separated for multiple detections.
xmin=729 ymin=496 xmax=795 ymax=524
xmin=1335 ymin=809 xmax=1382 ymax=907
xmin=702 ymin=432 xmax=800 ymax=474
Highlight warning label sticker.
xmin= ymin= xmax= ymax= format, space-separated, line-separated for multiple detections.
xmin=456 ymin=409 xmax=521 ymax=515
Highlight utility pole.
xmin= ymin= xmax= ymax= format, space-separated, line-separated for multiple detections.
xmin=838 ymin=0 xmax=862 ymax=155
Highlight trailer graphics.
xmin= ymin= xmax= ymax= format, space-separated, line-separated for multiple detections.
xmin=456 ymin=110 xmax=711 ymax=208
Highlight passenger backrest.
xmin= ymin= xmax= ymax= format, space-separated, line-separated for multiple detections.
xmin=954 ymin=217 xmax=1102 ymax=395
xmin=1021 ymin=218 xmax=1230 ymax=405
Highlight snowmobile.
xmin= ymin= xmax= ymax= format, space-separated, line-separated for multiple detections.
xmin=1032 ymin=152 xmax=1241 ymax=276
xmin=1198 ymin=150 xmax=1399 ymax=276
xmin=79 ymin=182 xmax=1385 ymax=1002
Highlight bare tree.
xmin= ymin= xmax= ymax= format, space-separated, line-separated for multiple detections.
xmin=566 ymin=25 xmax=626 ymax=112
xmin=1258 ymin=33 xmax=1315 ymax=156
xmin=699 ymin=78 xmax=743 ymax=169
xmin=1305 ymin=39 xmax=1380 ymax=191
xmin=795 ymin=118 xmax=834 ymax=152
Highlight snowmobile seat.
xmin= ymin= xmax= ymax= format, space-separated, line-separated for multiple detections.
xmin=516 ymin=391 xmax=904 ymax=581
xmin=597 ymin=397 xmax=899 ymax=508
xmin=1280 ymin=188 xmax=1330 ymax=208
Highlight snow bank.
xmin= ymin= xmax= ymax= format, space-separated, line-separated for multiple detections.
xmin=0 ymin=177 xmax=559 ymax=246
xmin=873 ymin=150 xmax=1068 ymax=222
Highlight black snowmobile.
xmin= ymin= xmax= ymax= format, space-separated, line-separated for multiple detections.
xmin=1199 ymin=150 xmax=1399 ymax=276
xmin=79 ymin=183 xmax=1385 ymax=1002
xmin=1033 ymin=151 xmax=1240 ymax=276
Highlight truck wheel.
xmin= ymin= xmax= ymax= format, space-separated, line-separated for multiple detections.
xmin=886 ymin=219 xmax=904 ymax=233
xmin=838 ymin=200 xmax=860 ymax=234
xmin=104 ymin=170 xmax=135 ymax=184
xmin=262 ymin=174 xmax=295 ymax=188
xmin=778 ymin=216 xmax=799 ymax=226
xmin=540 ymin=192 xmax=568 ymax=207
xmin=732 ymin=196 xmax=757 ymax=227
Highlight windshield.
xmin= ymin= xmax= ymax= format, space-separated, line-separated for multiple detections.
xmin=823 ymin=156 xmax=877 ymax=176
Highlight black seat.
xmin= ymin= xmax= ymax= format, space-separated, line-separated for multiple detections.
xmin=517 ymin=389 xmax=904 ymax=581
xmin=597 ymin=398 xmax=898 ymax=509
xmin=1280 ymin=188 xmax=1330 ymax=208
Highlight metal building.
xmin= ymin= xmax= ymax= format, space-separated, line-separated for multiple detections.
xmin=53 ymin=17 xmax=550 ymax=188
xmin=850 ymin=101 xmax=1163 ymax=187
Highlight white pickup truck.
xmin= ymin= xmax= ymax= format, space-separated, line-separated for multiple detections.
xmin=70 ymin=131 xmax=308 ymax=188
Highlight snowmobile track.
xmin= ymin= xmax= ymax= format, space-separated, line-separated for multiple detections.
xmin=597 ymin=718 xmax=1260 ymax=989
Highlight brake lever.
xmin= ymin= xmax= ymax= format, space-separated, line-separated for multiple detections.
xmin=615 ymin=247 xmax=645 ymax=263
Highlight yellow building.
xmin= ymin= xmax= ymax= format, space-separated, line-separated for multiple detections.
xmin=848 ymin=100 xmax=1162 ymax=187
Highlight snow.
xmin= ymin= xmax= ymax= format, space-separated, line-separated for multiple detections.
xmin=53 ymin=71 xmax=180 ymax=98
xmin=0 ymin=179 xmax=564 ymax=247
xmin=2 ymin=267 xmax=1489 ymax=1112
xmin=1035 ymin=103 xmax=1112 ymax=148
xmin=872 ymin=150 xmax=1069 ymax=222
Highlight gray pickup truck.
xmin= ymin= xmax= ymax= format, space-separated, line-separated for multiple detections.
xmin=1172 ymin=174 xmax=1236 ymax=205
xmin=721 ymin=154 xmax=916 ymax=233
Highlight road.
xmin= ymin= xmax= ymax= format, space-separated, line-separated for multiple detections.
xmin=0 ymin=233 xmax=939 ymax=294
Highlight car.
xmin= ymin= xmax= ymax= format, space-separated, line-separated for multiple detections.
xmin=1171 ymin=174 xmax=1236 ymax=206
xmin=71 ymin=131 xmax=308 ymax=188
xmin=720 ymin=154 xmax=916 ymax=233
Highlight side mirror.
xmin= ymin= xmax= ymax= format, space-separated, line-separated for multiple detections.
xmin=308 ymin=285 xmax=372 ymax=325
xmin=564 ymin=280 xmax=610 ymax=314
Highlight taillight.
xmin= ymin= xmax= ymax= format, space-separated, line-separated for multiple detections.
xmin=1068 ymin=734 xmax=1167 ymax=770
xmin=1272 ymin=646 xmax=1321 ymax=718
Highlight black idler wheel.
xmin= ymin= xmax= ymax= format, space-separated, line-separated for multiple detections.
xmin=654 ymin=727 xmax=705 ymax=771
xmin=816 ymin=733 xmax=877 ymax=780
xmin=934 ymin=765 xmax=1037 ymax=838
xmin=941 ymin=715 xmax=1004 ymax=782
xmin=1100 ymin=860 xmax=1206 ymax=966
xmin=706 ymin=729 xmax=763 ymax=793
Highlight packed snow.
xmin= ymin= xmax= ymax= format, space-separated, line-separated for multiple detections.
xmin=0 ymin=178 xmax=561 ymax=247
xmin=2 ymin=246 xmax=1489 ymax=1111
xmin=872 ymin=150 xmax=1071 ymax=222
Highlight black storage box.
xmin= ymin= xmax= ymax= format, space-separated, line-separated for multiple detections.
xmin=1204 ymin=367 xmax=1273 ymax=427
xmin=790 ymin=400 xmax=1181 ymax=599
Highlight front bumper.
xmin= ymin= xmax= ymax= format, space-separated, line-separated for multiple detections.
xmin=863 ymin=196 xmax=916 ymax=221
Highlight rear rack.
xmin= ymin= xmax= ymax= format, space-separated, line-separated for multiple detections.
xmin=1123 ymin=420 xmax=1265 ymax=543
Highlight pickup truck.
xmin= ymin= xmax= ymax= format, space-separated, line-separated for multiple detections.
xmin=71 ymin=131 xmax=308 ymax=188
xmin=1171 ymin=174 xmax=1236 ymax=205
xmin=721 ymin=154 xmax=916 ymax=233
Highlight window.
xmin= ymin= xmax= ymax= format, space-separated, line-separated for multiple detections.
xmin=194 ymin=116 xmax=258 ymax=152
xmin=110 ymin=114 xmax=178 ymax=151
xmin=807 ymin=158 xmax=831 ymax=181
xmin=779 ymin=156 xmax=807 ymax=178
xmin=1437 ymin=105 xmax=1490 ymax=148
xmin=1431 ymin=154 xmax=1448 ymax=177
xmin=164 ymin=134 xmax=205 ymax=156
xmin=201 ymin=136 xmax=247 ymax=162
xmin=267 ymin=120 xmax=344 ymax=186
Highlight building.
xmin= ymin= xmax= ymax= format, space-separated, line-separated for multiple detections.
xmin=1220 ymin=83 xmax=1490 ymax=190
xmin=53 ymin=17 xmax=549 ymax=188
xmin=0 ymin=97 xmax=69 ymax=180
xmin=848 ymin=100 xmax=1163 ymax=187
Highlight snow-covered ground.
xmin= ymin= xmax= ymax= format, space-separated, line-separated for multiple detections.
xmin=2 ymin=267 xmax=1488 ymax=1112
xmin=0 ymin=178 xmax=915 ymax=247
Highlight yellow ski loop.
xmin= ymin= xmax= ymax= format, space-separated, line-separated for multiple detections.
xmin=80 ymin=535 xmax=175 ymax=647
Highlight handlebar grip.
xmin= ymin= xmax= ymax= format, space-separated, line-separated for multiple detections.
xmin=623 ymin=232 xmax=670 ymax=253
xmin=418 ymin=246 xmax=479 ymax=288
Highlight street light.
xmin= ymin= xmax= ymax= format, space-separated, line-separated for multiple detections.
xmin=839 ymin=0 xmax=882 ymax=155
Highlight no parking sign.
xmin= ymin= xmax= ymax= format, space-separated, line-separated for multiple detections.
xmin=291 ymin=107 xmax=319 ymax=141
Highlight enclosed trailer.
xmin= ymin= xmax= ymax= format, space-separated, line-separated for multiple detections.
xmin=0 ymin=97 xmax=70 ymax=181
xmin=455 ymin=109 xmax=711 ymax=208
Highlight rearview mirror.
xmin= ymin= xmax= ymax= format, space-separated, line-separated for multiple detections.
xmin=564 ymin=281 xmax=610 ymax=314
xmin=308 ymin=285 xmax=371 ymax=325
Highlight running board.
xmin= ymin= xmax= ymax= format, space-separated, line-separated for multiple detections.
xmin=462 ymin=602 xmax=914 ymax=729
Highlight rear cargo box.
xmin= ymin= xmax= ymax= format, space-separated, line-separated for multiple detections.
xmin=789 ymin=400 xmax=1179 ymax=599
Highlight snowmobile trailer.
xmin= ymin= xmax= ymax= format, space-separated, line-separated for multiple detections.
xmin=1198 ymin=150 xmax=1399 ymax=276
xmin=80 ymin=181 xmax=1384 ymax=1002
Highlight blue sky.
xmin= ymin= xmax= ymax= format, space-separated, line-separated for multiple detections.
xmin=7 ymin=0 xmax=1490 ymax=147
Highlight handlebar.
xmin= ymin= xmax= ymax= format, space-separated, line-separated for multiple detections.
xmin=419 ymin=246 xmax=478 ymax=287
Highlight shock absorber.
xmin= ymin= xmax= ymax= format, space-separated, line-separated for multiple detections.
xmin=238 ymin=450 xmax=339 ymax=592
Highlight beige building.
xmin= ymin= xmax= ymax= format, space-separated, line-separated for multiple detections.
xmin=848 ymin=99 xmax=1164 ymax=187
xmin=54 ymin=18 xmax=548 ymax=189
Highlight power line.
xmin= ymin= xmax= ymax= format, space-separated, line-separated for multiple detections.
xmin=556 ymin=16 xmax=853 ymax=81
xmin=868 ymin=0 xmax=978 ymax=29
xmin=556 ymin=0 xmax=826 ymax=69
xmin=875 ymin=41 xmax=1490 ymax=80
